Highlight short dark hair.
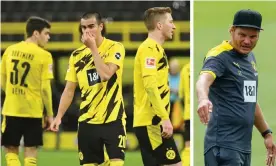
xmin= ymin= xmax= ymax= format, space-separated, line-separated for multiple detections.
xmin=144 ymin=7 xmax=172 ymax=31
xmin=79 ymin=11 xmax=106 ymax=36
xmin=26 ymin=16 xmax=51 ymax=37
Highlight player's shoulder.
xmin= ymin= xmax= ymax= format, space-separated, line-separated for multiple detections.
xmin=4 ymin=41 xmax=24 ymax=52
xmin=138 ymin=38 xmax=160 ymax=53
xmin=105 ymin=38 xmax=124 ymax=49
xmin=39 ymin=47 xmax=52 ymax=57
xmin=71 ymin=44 xmax=87 ymax=57
xmin=205 ymin=41 xmax=233 ymax=59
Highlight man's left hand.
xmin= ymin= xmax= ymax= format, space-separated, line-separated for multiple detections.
xmin=264 ymin=134 xmax=276 ymax=166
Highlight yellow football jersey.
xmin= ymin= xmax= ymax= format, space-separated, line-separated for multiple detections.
xmin=66 ymin=38 xmax=126 ymax=124
xmin=1 ymin=41 xmax=53 ymax=118
xmin=179 ymin=63 xmax=190 ymax=120
xmin=133 ymin=38 xmax=170 ymax=127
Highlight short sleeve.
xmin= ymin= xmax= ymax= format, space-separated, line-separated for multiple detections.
xmin=65 ymin=54 xmax=78 ymax=82
xmin=201 ymin=55 xmax=226 ymax=78
xmin=105 ymin=43 xmax=125 ymax=69
xmin=42 ymin=52 xmax=54 ymax=80
xmin=139 ymin=47 xmax=158 ymax=77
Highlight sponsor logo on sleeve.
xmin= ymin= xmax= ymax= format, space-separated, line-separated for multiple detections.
xmin=115 ymin=53 xmax=121 ymax=60
xmin=145 ymin=58 xmax=156 ymax=68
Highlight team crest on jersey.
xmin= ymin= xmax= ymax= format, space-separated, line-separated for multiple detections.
xmin=145 ymin=58 xmax=156 ymax=68
xmin=79 ymin=151 xmax=83 ymax=160
xmin=115 ymin=52 xmax=121 ymax=60
xmin=251 ymin=61 xmax=257 ymax=71
xmin=166 ymin=148 xmax=176 ymax=160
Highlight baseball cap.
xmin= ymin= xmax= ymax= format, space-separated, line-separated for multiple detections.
xmin=233 ymin=9 xmax=263 ymax=30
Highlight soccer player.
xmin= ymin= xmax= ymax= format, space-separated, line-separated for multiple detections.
xmin=133 ymin=7 xmax=182 ymax=166
xmin=196 ymin=9 xmax=276 ymax=166
xmin=50 ymin=12 xmax=126 ymax=166
xmin=179 ymin=62 xmax=190 ymax=166
xmin=1 ymin=16 xmax=53 ymax=166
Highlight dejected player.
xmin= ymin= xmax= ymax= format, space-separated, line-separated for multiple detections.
xmin=1 ymin=16 xmax=54 ymax=166
xmin=50 ymin=12 xmax=126 ymax=166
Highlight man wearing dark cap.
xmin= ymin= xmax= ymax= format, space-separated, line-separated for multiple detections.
xmin=196 ymin=9 xmax=276 ymax=166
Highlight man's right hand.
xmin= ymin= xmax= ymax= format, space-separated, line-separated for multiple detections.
xmin=50 ymin=117 xmax=62 ymax=132
xmin=197 ymin=99 xmax=213 ymax=125
xmin=161 ymin=119 xmax=173 ymax=139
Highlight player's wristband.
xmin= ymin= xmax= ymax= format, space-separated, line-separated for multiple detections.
xmin=262 ymin=129 xmax=273 ymax=138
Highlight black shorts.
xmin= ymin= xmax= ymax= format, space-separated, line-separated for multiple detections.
xmin=183 ymin=120 xmax=190 ymax=141
xmin=1 ymin=116 xmax=43 ymax=147
xmin=134 ymin=125 xmax=181 ymax=165
xmin=205 ymin=146 xmax=251 ymax=166
xmin=78 ymin=120 xmax=126 ymax=165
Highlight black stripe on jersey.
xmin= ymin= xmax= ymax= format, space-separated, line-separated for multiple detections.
xmin=106 ymin=73 xmax=118 ymax=93
xmin=75 ymin=53 xmax=93 ymax=73
xmin=79 ymin=100 xmax=93 ymax=117
xmin=93 ymin=73 xmax=117 ymax=110
xmin=86 ymin=73 xmax=118 ymax=122
xmin=156 ymin=44 xmax=160 ymax=52
xmin=73 ymin=47 xmax=87 ymax=56
xmin=104 ymin=84 xmax=119 ymax=123
xmin=157 ymin=53 xmax=168 ymax=71
xmin=80 ymin=87 xmax=92 ymax=101
xmin=91 ymin=87 xmax=103 ymax=102
xmin=158 ymin=85 xmax=164 ymax=89
xmin=107 ymin=43 xmax=116 ymax=52
xmin=89 ymin=60 xmax=95 ymax=68
xmin=165 ymin=102 xmax=170 ymax=111
xmin=116 ymin=102 xmax=124 ymax=120
xmin=160 ymin=89 xmax=169 ymax=99
xmin=80 ymin=87 xmax=103 ymax=118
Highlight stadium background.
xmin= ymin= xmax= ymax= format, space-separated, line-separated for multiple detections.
xmin=1 ymin=1 xmax=190 ymax=165
xmin=194 ymin=1 xmax=276 ymax=166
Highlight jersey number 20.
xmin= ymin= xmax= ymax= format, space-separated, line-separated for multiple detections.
xmin=10 ymin=59 xmax=31 ymax=87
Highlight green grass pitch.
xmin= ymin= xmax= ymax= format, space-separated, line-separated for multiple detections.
xmin=1 ymin=150 xmax=143 ymax=166
xmin=194 ymin=1 xmax=276 ymax=166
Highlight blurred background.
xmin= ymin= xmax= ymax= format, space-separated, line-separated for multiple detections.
xmin=1 ymin=1 xmax=190 ymax=165
xmin=194 ymin=1 xmax=276 ymax=166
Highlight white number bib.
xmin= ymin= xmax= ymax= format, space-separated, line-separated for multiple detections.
xmin=243 ymin=80 xmax=256 ymax=102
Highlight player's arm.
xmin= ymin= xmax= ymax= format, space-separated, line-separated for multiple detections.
xmin=254 ymin=103 xmax=276 ymax=166
xmin=140 ymin=48 xmax=169 ymax=120
xmin=254 ymin=102 xmax=271 ymax=135
xmin=56 ymin=81 xmax=77 ymax=119
xmin=41 ymin=53 xmax=54 ymax=117
xmin=50 ymin=81 xmax=77 ymax=132
xmin=83 ymin=33 xmax=124 ymax=81
xmin=1 ymin=48 xmax=8 ymax=92
xmin=50 ymin=53 xmax=78 ymax=132
xmin=143 ymin=75 xmax=169 ymax=120
xmin=41 ymin=80 xmax=53 ymax=116
xmin=143 ymin=75 xmax=173 ymax=138
xmin=196 ymin=73 xmax=214 ymax=103
xmin=140 ymin=47 xmax=172 ymax=138
xmin=196 ymin=72 xmax=214 ymax=124
xmin=196 ymin=55 xmax=225 ymax=124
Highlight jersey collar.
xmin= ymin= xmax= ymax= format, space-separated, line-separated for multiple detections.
xmin=98 ymin=37 xmax=107 ymax=51
xmin=222 ymin=40 xmax=234 ymax=50
xmin=146 ymin=37 xmax=163 ymax=51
